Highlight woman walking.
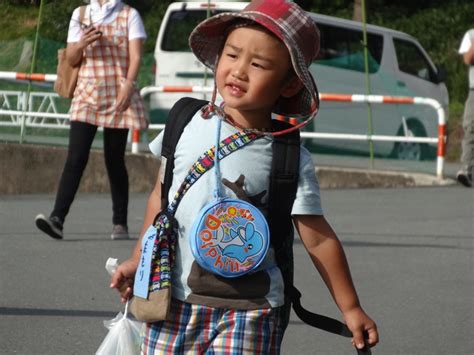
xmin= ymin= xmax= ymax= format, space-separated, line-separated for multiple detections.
xmin=35 ymin=0 xmax=148 ymax=240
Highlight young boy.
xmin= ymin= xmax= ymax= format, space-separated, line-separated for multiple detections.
xmin=111 ymin=0 xmax=379 ymax=353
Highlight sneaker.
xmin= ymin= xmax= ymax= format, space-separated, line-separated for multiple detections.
xmin=35 ymin=214 xmax=63 ymax=240
xmin=456 ymin=169 xmax=472 ymax=187
xmin=111 ymin=224 xmax=130 ymax=240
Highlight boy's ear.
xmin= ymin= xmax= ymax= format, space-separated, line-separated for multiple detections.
xmin=280 ymin=76 xmax=303 ymax=98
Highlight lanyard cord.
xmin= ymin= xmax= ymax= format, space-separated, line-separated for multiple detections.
xmin=214 ymin=118 xmax=224 ymax=199
xmin=204 ymin=101 xmax=317 ymax=137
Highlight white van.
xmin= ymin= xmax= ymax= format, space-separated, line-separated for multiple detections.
xmin=150 ymin=1 xmax=448 ymax=160
xmin=150 ymin=1 xmax=247 ymax=122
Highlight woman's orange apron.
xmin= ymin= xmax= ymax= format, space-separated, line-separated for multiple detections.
xmin=70 ymin=5 xmax=148 ymax=130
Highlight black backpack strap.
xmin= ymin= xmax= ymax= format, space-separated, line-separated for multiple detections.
xmin=289 ymin=286 xmax=371 ymax=354
xmin=268 ymin=119 xmax=300 ymax=329
xmin=268 ymin=119 xmax=300 ymax=276
xmin=268 ymin=120 xmax=371 ymax=354
xmin=160 ymin=97 xmax=208 ymax=208
xmin=268 ymin=121 xmax=300 ymax=249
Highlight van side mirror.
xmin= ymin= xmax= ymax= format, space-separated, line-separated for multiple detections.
xmin=432 ymin=64 xmax=446 ymax=84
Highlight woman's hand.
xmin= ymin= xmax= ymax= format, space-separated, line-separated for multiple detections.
xmin=79 ymin=26 xmax=102 ymax=49
xmin=110 ymin=257 xmax=138 ymax=303
xmin=66 ymin=26 xmax=102 ymax=66
xmin=116 ymin=79 xmax=135 ymax=113
xmin=343 ymin=306 xmax=379 ymax=350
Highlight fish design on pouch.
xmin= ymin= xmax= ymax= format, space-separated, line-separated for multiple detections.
xmin=219 ymin=223 xmax=264 ymax=263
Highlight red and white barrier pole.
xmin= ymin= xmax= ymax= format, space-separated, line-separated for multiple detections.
xmin=319 ymin=94 xmax=446 ymax=179
xmin=0 ymin=71 xmax=57 ymax=83
xmin=140 ymin=85 xmax=214 ymax=97
xmin=140 ymin=87 xmax=447 ymax=179
xmin=132 ymin=129 xmax=140 ymax=154
xmin=0 ymin=71 xmax=144 ymax=154
xmin=0 ymin=74 xmax=448 ymax=178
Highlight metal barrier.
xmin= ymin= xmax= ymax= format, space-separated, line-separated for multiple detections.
xmin=0 ymin=71 xmax=57 ymax=83
xmin=0 ymin=71 xmax=64 ymax=129
xmin=0 ymin=91 xmax=69 ymax=128
xmin=139 ymin=86 xmax=446 ymax=179
xmin=0 ymin=72 xmax=447 ymax=178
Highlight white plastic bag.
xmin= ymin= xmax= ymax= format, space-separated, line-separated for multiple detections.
xmin=96 ymin=258 xmax=143 ymax=355
xmin=96 ymin=301 xmax=142 ymax=355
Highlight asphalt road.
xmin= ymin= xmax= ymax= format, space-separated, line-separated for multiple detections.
xmin=1 ymin=186 xmax=473 ymax=355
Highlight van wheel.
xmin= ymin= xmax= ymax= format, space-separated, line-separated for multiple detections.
xmin=392 ymin=120 xmax=434 ymax=161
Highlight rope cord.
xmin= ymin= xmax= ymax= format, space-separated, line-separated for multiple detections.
xmin=213 ymin=118 xmax=224 ymax=199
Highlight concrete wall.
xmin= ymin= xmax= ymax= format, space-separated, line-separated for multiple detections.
xmin=0 ymin=143 xmax=450 ymax=195
xmin=0 ymin=143 xmax=159 ymax=195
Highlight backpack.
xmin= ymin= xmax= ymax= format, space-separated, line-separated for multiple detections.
xmin=160 ymin=97 xmax=369 ymax=354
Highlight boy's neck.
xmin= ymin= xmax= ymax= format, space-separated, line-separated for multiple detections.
xmin=223 ymin=106 xmax=273 ymax=130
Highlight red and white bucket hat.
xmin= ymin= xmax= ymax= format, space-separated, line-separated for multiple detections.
xmin=189 ymin=0 xmax=320 ymax=121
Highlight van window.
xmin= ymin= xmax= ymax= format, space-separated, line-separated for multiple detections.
xmin=394 ymin=38 xmax=435 ymax=82
xmin=314 ymin=23 xmax=383 ymax=73
xmin=162 ymin=9 xmax=228 ymax=52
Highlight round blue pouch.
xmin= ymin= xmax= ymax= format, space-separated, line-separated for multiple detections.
xmin=189 ymin=198 xmax=270 ymax=278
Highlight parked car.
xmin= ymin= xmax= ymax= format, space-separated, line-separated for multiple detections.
xmin=307 ymin=13 xmax=448 ymax=160
xmin=149 ymin=1 xmax=448 ymax=160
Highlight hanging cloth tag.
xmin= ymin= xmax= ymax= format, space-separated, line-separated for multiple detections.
xmin=133 ymin=225 xmax=158 ymax=298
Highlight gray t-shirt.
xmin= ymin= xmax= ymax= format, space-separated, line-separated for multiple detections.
xmin=149 ymin=111 xmax=323 ymax=309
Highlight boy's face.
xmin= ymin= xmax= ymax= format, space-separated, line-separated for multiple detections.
xmin=215 ymin=26 xmax=295 ymax=118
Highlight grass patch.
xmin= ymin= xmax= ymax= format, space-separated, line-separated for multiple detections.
xmin=0 ymin=5 xmax=38 ymax=41
xmin=0 ymin=4 xmax=39 ymax=72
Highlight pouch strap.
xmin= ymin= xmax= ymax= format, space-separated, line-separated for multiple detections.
xmin=166 ymin=127 xmax=259 ymax=215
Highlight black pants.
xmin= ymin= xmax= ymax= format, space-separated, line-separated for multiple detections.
xmin=51 ymin=121 xmax=129 ymax=225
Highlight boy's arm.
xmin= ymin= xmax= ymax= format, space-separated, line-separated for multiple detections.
xmin=110 ymin=166 xmax=162 ymax=303
xmin=293 ymin=214 xmax=379 ymax=349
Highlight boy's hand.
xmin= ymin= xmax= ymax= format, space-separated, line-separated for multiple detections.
xmin=110 ymin=258 xmax=138 ymax=304
xmin=343 ymin=307 xmax=379 ymax=350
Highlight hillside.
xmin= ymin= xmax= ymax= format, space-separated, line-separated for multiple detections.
xmin=1 ymin=0 xmax=472 ymax=161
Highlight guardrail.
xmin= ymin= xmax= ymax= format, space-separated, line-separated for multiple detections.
xmin=0 ymin=71 xmax=57 ymax=83
xmin=0 ymin=72 xmax=446 ymax=178
xmin=139 ymin=86 xmax=446 ymax=179
xmin=0 ymin=70 xmax=63 ymax=130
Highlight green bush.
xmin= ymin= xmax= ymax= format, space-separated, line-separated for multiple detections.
xmin=369 ymin=1 xmax=474 ymax=105
xmin=41 ymin=0 xmax=89 ymax=43
xmin=2 ymin=1 xmax=473 ymax=104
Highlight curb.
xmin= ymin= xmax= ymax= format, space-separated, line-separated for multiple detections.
xmin=0 ymin=143 xmax=456 ymax=195
xmin=316 ymin=166 xmax=455 ymax=189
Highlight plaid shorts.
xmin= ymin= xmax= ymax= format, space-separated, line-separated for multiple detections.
xmin=141 ymin=299 xmax=284 ymax=354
